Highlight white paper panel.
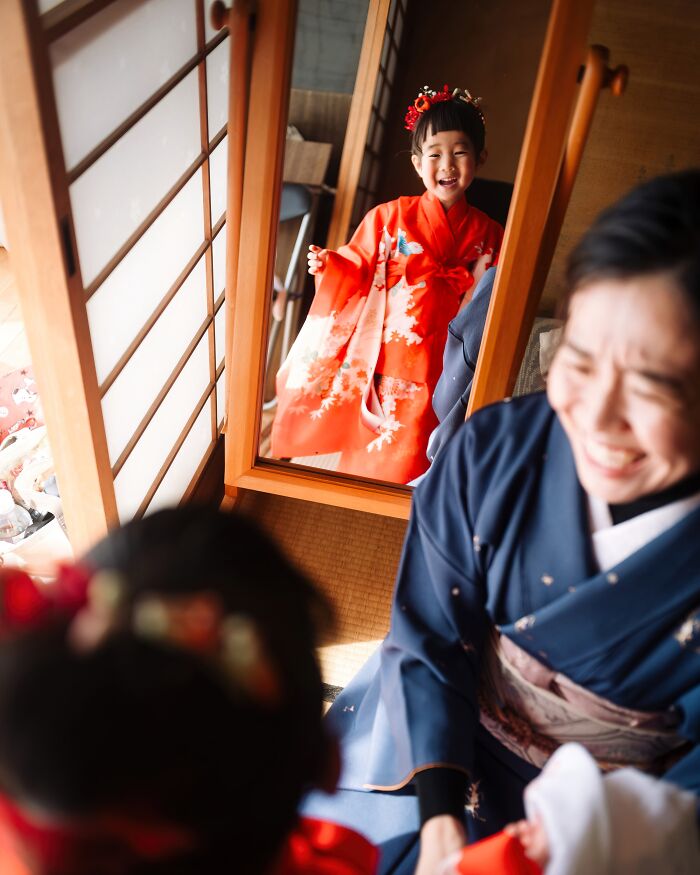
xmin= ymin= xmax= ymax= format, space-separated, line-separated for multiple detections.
xmin=145 ymin=397 xmax=214 ymax=516
xmin=114 ymin=335 xmax=211 ymax=521
xmin=209 ymin=135 xmax=228 ymax=227
xmin=204 ymin=0 xmax=221 ymax=44
xmin=216 ymin=370 xmax=226 ymax=429
xmin=88 ymin=170 xmax=205 ymax=384
xmin=212 ymin=223 xmax=227 ymax=298
xmin=102 ymin=257 xmax=208 ymax=464
xmin=214 ymin=300 xmax=226 ymax=368
xmin=50 ymin=0 xmax=196 ymax=170
xmin=206 ymin=37 xmax=229 ymax=138
xmin=38 ymin=0 xmax=62 ymax=12
xmin=70 ymin=70 xmax=201 ymax=287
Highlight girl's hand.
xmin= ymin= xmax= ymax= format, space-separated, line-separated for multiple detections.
xmin=504 ymin=816 xmax=550 ymax=868
xmin=307 ymin=244 xmax=328 ymax=275
xmin=415 ymin=815 xmax=466 ymax=875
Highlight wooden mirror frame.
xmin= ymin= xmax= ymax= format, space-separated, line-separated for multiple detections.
xmin=224 ymin=0 xmax=596 ymax=518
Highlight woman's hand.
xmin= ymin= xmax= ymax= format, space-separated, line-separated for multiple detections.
xmin=415 ymin=815 xmax=466 ymax=875
xmin=504 ymin=815 xmax=550 ymax=868
xmin=307 ymin=244 xmax=328 ymax=275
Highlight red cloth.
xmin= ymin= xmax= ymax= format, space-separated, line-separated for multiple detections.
xmin=272 ymin=191 xmax=502 ymax=483
xmin=0 ymin=792 xmax=193 ymax=875
xmin=278 ymin=817 xmax=378 ymax=875
xmin=455 ymin=832 xmax=542 ymax=875
xmin=0 ymin=805 xmax=376 ymax=875
xmin=0 ymin=825 xmax=28 ymax=875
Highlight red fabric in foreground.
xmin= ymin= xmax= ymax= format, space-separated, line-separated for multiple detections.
xmin=0 ymin=808 xmax=377 ymax=875
xmin=278 ymin=817 xmax=378 ymax=875
xmin=456 ymin=832 xmax=542 ymax=875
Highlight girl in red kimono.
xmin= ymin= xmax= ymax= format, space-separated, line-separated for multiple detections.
xmin=272 ymin=86 xmax=503 ymax=483
xmin=0 ymin=507 xmax=377 ymax=875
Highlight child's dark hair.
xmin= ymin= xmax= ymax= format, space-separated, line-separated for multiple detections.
xmin=0 ymin=507 xmax=332 ymax=875
xmin=410 ymin=98 xmax=486 ymax=157
xmin=564 ymin=169 xmax=700 ymax=322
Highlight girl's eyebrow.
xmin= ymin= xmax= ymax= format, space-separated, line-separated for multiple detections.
xmin=424 ymin=139 xmax=470 ymax=151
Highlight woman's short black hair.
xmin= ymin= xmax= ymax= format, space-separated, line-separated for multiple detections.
xmin=564 ymin=169 xmax=700 ymax=321
xmin=410 ymin=97 xmax=486 ymax=157
xmin=0 ymin=507 xmax=332 ymax=875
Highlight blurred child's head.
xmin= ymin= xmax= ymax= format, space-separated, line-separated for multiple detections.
xmin=407 ymin=86 xmax=487 ymax=210
xmin=0 ymin=507 xmax=333 ymax=875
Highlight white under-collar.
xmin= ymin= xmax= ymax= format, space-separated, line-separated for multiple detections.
xmin=587 ymin=490 xmax=700 ymax=572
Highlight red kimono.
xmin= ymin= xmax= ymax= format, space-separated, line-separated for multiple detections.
xmin=271 ymin=191 xmax=502 ymax=483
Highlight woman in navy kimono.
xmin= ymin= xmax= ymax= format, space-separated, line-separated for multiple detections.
xmin=304 ymin=170 xmax=700 ymax=874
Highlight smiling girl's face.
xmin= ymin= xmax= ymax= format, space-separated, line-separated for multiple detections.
xmin=547 ymin=273 xmax=700 ymax=504
xmin=411 ymin=128 xmax=484 ymax=210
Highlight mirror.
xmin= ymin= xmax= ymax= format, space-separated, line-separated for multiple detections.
xmin=256 ymin=0 xmax=552 ymax=486
xmin=225 ymin=0 xmax=597 ymax=517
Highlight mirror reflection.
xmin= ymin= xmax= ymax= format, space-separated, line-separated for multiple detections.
xmin=259 ymin=0 xmax=551 ymax=485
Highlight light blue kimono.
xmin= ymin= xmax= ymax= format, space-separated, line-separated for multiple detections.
xmin=305 ymin=392 xmax=700 ymax=873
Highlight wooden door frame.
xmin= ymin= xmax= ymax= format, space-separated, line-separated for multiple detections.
xmin=0 ymin=0 xmax=117 ymax=553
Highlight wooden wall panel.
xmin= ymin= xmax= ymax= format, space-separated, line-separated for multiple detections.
xmin=287 ymin=88 xmax=352 ymax=185
xmin=540 ymin=0 xmax=700 ymax=312
xmin=375 ymin=0 xmax=552 ymax=206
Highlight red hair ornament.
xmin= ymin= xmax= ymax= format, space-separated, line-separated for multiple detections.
xmin=404 ymin=84 xmax=485 ymax=132
xmin=0 ymin=565 xmax=91 ymax=633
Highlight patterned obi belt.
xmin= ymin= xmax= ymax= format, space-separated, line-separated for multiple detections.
xmin=478 ymin=630 xmax=689 ymax=773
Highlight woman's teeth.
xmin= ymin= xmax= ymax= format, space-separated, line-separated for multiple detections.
xmin=585 ymin=440 xmax=643 ymax=469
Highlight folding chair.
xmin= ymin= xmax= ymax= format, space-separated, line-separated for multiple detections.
xmin=263 ymin=183 xmax=313 ymax=411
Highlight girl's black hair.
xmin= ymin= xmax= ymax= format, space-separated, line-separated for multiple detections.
xmin=410 ymin=97 xmax=486 ymax=157
xmin=564 ymin=169 xmax=700 ymax=321
xmin=0 ymin=507 xmax=332 ymax=875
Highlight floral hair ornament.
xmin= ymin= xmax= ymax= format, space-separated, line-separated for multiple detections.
xmin=134 ymin=593 xmax=282 ymax=706
xmin=404 ymin=84 xmax=486 ymax=132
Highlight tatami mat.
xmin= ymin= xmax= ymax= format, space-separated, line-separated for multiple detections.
xmin=238 ymin=490 xmax=407 ymax=688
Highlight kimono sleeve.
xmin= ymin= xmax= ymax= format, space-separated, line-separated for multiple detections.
xmin=375 ymin=425 xmax=490 ymax=786
xmin=426 ymin=267 xmax=496 ymax=466
xmin=308 ymin=204 xmax=388 ymax=318
xmin=662 ymin=684 xmax=700 ymax=808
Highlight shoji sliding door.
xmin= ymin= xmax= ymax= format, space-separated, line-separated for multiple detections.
xmin=0 ymin=0 xmax=229 ymax=550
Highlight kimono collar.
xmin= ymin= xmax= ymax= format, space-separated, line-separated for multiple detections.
xmin=420 ymin=189 xmax=469 ymax=230
xmin=608 ymin=468 xmax=700 ymax=525
xmin=0 ymin=792 xmax=193 ymax=875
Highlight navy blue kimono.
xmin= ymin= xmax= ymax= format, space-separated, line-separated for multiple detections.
xmin=304 ymin=392 xmax=700 ymax=874
xmin=426 ymin=266 xmax=495 ymax=466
